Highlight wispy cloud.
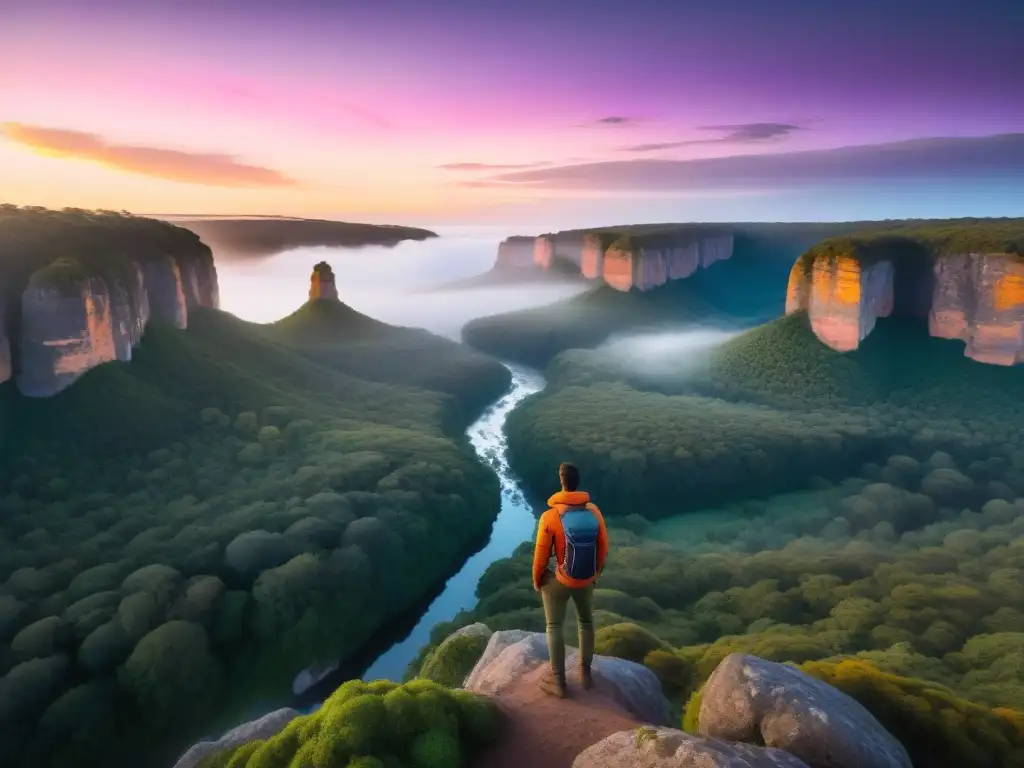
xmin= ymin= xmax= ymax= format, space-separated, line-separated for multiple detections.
xmin=474 ymin=134 xmax=1024 ymax=191
xmin=2 ymin=123 xmax=297 ymax=187
xmin=624 ymin=122 xmax=805 ymax=152
xmin=438 ymin=161 xmax=551 ymax=171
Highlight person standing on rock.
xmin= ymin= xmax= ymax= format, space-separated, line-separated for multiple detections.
xmin=532 ymin=462 xmax=609 ymax=698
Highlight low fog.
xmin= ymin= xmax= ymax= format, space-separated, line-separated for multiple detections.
xmin=595 ymin=327 xmax=742 ymax=375
xmin=213 ymin=230 xmax=587 ymax=337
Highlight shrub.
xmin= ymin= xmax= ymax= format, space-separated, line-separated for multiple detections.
xmin=201 ymin=680 xmax=498 ymax=768
xmin=419 ymin=632 xmax=490 ymax=688
xmin=119 ymin=620 xmax=222 ymax=722
xmin=10 ymin=616 xmax=68 ymax=662
xmin=0 ymin=654 xmax=71 ymax=721
xmin=594 ymin=622 xmax=672 ymax=664
xmin=801 ymin=659 xmax=1024 ymax=768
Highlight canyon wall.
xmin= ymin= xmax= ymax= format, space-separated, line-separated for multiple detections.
xmin=601 ymin=234 xmax=735 ymax=292
xmin=493 ymin=232 xmax=734 ymax=290
xmin=10 ymin=250 xmax=218 ymax=397
xmin=787 ymin=248 xmax=1024 ymax=365
xmin=495 ymin=236 xmax=537 ymax=269
xmin=0 ymin=299 xmax=10 ymax=384
xmin=785 ymin=254 xmax=894 ymax=352
xmin=929 ymin=253 xmax=1024 ymax=365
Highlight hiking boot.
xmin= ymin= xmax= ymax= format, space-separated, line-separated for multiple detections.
xmin=580 ymin=663 xmax=595 ymax=691
xmin=538 ymin=668 xmax=568 ymax=698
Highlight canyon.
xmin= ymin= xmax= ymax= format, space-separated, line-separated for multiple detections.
xmin=786 ymin=239 xmax=1024 ymax=365
xmin=494 ymin=229 xmax=736 ymax=291
xmin=0 ymin=209 xmax=220 ymax=397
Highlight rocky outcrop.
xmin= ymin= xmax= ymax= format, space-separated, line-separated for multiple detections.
xmin=698 ymin=653 xmax=911 ymax=768
xmin=601 ymin=235 xmax=735 ymax=292
xmin=0 ymin=299 xmax=11 ymax=384
xmin=496 ymin=236 xmax=538 ymax=269
xmin=785 ymin=255 xmax=894 ymax=352
xmin=18 ymin=273 xmax=119 ymax=397
xmin=309 ymin=261 xmax=339 ymax=301
xmin=534 ymin=236 xmax=554 ymax=269
xmin=109 ymin=265 xmax=150 ymax=361
xmin=929 ymin=252 xmax=1024 ymax=365
xmin=142 ymin=255 xmax=188 ymax=328
xmin=464 ymin=630 xmax=671 ymax=726
xmin=15 ymin=252 xmax=214 ymax=396
xmin=574 ymin=727 xmax=811 ymax=768
xmin=788 ymin=247 xmax=1024 ymax=364
xmin=172 ymin=707 xmax=300 ymax=768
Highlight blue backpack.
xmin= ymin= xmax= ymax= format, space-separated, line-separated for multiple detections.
xmin=558 ymin=504 xmax=600 ymax=581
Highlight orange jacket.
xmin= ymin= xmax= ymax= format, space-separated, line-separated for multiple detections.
xmin=532 ymin=490 xmax=609 ymax=589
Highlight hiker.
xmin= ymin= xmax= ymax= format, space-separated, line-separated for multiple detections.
xmin=532 ymin=462 xmax=609 ymax=698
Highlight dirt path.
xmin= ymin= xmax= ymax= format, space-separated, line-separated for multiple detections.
xmin=470 ymin=662 xmax=642 ymax=768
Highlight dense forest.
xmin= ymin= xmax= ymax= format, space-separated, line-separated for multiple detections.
xmin=0 ymin=209 xmax=511 ymax=768
xmin=409 ymin=219 xmax=1024 ymax=767
xmin=415 ymin=314 xmax=1024 ymax=766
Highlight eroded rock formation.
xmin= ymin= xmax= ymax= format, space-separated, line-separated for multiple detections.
xmin=785 ymin=254 xmax=894 ymax=352
xmin=788 ymin=246 xmax=1024 ymax=365
xmin=495 ymin=236 xmax=537 ymax=269
xmin=929 ymin=253 xmax=1024 ymax=365
xmin=309 ymin=261 xmax=339 ymax=301
xmin=601 ymin=235 xmax=735 ymax=292
xmin=143 ymin=255 xmax=188 ymax=329
xmin=0 ymin=299 xmax=11 ymax=384
xmin=14 ymin=252 xmax=216 ymax=397
xmin=533 ymin=235 xmax=554 ymax=269
xmin=18 ymin=273 xmax=120 ymax=397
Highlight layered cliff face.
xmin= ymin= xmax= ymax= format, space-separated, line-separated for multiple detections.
xmin=494 ymin=232 xmax=735 ymax=291
xmin=785 ymin=254 xmax=894 ymax=352
xmin=787 ymin=240 xmax=1024 ymax=365
xmin=929 ymin=253 xmax=1024 ymax=365
xmin=0 ymin=298 xmax=11 ymax=384
xmin=309 ymin=261 xmax=339 ymax=300
xmin=0 ymin=207 xmax=220 ymax=397
xmin=600 ymin=234 xmax=735 ymax=292
xmin=495 ymin=236 xmax=537 ymax=269
xmin=18 ymin=272 xmax=120 ymax=397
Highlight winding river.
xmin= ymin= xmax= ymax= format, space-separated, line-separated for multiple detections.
xmin=358 ymin=364 xmax=544 ymax=680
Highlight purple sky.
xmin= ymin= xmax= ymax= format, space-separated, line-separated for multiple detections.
xmin=2 ymin=0 xmax=1022 ymax=226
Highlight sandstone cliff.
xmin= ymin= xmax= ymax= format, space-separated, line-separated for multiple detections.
xmin=492 ymin=231 xmax=735 ymax=291
xmin=786 ymin=227 xmax=1024 ymax=365
xmin=0 ymin=298 xmax=10 ymax=385
xmin=309 ymin=261 xmax=339 ymax=300
xmin=495 ymin=236 xmax=538 ymax=269
xmin=0 ymin=207 xmax=220 ymax=397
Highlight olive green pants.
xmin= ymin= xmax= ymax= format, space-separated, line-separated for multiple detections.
xmin=540 ymin=573 xmax=595 ymax=679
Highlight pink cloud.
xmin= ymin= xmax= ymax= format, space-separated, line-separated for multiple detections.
xmin=2 ymin=122 xmax=297 ymax=187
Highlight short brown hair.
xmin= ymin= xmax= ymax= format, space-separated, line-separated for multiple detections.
xmin=559 ymin=462 xmax=580 ymax=491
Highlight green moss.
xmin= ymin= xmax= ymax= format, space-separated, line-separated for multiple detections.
xmin=800 ymin=659 xmax=1024 ymax=768
xmin=202 ymin=681 xmax=496 ymax=768
xmin=594 ymin=622 xmax=672 ymax=664
xmin=418 ymin=632 xmax=490 ymax=688
xmin=633 ymin=725 xmax=659 ymax=748
xmin=682 ymin=686 xmax=703 ymax=734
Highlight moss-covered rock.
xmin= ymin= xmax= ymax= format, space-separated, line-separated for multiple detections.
xmin=196 ymin=679 xmax=499 ymax=768
xmin=419 ymin=624 xmax=492 ymax=688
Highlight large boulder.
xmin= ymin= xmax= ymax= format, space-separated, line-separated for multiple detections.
xmin=172 ymin=706 xmax=300 ymax=768
xmin=574 ymin=727 xmax=811 ymax=768
xmin=699 ymin=654 xmax=911 ymax=768
xmin=463 ymin=630 xmax=671 ymax=726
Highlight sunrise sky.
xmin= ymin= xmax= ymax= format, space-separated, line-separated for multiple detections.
xmin=2 ymin=0 xmax=1022 ymax=228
